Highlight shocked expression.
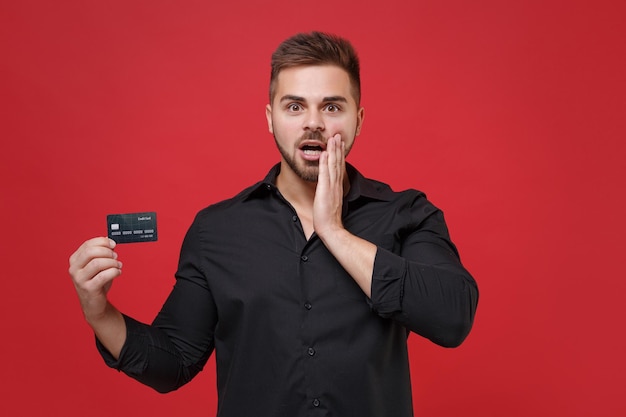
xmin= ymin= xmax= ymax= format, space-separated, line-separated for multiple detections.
xmin=266 ymin=65 xmax=364 ymax=182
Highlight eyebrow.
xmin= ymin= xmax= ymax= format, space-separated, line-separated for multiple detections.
xmin=279 ymin=95 xmax=348 ymax=103
xmin=322 ymin=96 xmax=348 ymax=103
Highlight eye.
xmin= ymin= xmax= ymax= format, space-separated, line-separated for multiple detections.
xmin=324 ymin=104 xmax=341 ymax=113
xmin=287 ymin=103 xmax=303 ymax=112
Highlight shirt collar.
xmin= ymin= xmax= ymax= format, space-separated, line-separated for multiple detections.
xmin=242 ymin=163 xmax=393 ymax=202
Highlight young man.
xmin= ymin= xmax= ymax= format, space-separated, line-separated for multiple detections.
xmin=69 ymin=32 xmax=478 ymax=416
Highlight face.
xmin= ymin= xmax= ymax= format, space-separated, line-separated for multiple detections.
xmin=266 ymin=65 xmax=364 ymax=182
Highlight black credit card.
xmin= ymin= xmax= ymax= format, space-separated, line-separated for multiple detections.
xmin=107 ymin=212 xmax=158 ymax=244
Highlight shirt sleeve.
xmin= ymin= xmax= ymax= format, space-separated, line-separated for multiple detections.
xmin=96 ymin=217 xmax=217 ymax=393
xmin=369 ymin=198 xmax=479 ymax=348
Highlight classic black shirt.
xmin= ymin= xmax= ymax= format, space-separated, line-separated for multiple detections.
xmin=98 ymin=164 xmax=478 ymax=417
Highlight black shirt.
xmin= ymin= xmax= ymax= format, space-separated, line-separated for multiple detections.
xmin=98 ymin=164 xmax=478 ymax=417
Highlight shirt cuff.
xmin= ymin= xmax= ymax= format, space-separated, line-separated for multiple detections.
xmin=370 ymin=247 xmax=405 ymax=317
xmin=96 ymin=314 xmax=149 ymax=375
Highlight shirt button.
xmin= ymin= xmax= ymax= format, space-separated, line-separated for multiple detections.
xmin=313 ymin=398 xmax=320 ymax=407
xmin=301 ymin=255 xmax=308 ymax=262
xmin=307 ymin=347 xmax=315 ymax=356
xmin=304 ymin=302 xmax=312 ymax=310
xmin=265 ymin=184 xmax=271 ymax=190
xmin=292 ymin=215 xmax=298 ymax=222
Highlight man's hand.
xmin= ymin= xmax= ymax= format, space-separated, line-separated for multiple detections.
xmin=313 ymin=134 xmax=346 ymax=238
xmin=69 ymin=237 xmax=126 ymax=358
xmin=69 ymin=237 xmax=122 ymax=321
xmin=313 ymin=134 xmax=376 ymax=298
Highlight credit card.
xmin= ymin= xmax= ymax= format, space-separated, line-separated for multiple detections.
xmin=107 ymin=212 xmax=158 ymax=244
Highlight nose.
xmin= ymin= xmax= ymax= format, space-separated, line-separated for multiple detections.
xmin=303 ymin=109 xmax=325 ymax=131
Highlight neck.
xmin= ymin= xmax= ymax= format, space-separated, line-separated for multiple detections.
xmin=275 ymin=163 xmax=317 ymax=208
xmin=275 ymin=161 xmax=351 ymax=208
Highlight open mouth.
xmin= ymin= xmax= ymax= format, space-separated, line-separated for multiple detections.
xmin=301 ymin=144 xmax=324 ymax=155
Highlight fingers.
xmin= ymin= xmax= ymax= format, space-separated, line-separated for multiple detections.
xmin=69 ymin=237 xmax=122 ymax=289
xmin=69 ymin=237 xmax=116 ymax=267
xmin=318 ymin=148 xmax=329 ymax=183
xmin=324 ymin=134 xmax=344 ymax=185
xmin=81 ymin=257 xmax=123 ymax=287
xmin=313 ymin=135 xmax=347 ymax=239
xmin=327 ymin=135 xmax=337 ymax=184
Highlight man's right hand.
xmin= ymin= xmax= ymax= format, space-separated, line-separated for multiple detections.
xmin=69 ymin=237 xmax=126 ymax=358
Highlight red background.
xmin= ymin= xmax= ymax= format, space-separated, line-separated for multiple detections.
xmin=1 ymin=1 xmax=625 ymax=416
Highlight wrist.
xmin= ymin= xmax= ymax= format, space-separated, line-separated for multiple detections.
xmin=84 ymin=301 xmax=119 ymax=327
xmin=317 ymin=224 xmax=349 ymax=248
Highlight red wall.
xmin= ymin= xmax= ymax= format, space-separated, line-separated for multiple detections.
xmin=1 ymin=1 xmax=625 ymax=416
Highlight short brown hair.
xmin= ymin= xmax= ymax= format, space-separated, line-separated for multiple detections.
xmin=269 ymin=31 xmax=361 ymax=104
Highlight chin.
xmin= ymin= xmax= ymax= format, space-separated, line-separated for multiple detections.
xmin=298 ymin=169 xmax=319 ymax=183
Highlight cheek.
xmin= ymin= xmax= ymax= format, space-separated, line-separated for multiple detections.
xmin=271 ymin=121 xmax=301 ymax=145
xmin=329 ymin=119 xmax=357 ymax=138
xmin=272 ymin=116 xmax=299 ymax=132
xmin=274 ymin=124 xmax=294 ymax=138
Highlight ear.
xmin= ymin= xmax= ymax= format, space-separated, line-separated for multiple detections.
xmin=265 ymin=104 xmax=274 ymax=134
xmin=355 ymin=106 xmax=365 ymax=136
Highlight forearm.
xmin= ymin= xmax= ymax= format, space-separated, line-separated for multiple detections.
xmin=87 ymin=301 xmax=126 ymax=360
xmin=96 ymin=314 xmax=206 ymax=393
xmin=321 ymin=230 xmax=477 ymax=347
xmin=371 ymin=246 xmax=478 ymax=347
xmin=317 ymin=227 xmax=376 ymax=298
xmin=96 ymin=274 xmax=217 ymax=393
xmin=69 ymin=237 xmax=127 ymax=359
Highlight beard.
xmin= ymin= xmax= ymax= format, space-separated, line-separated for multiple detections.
xmin=274 ymin=130 xmax=324 ymax=182
xmin=273 ymin=130 xmax=354 ymax=183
